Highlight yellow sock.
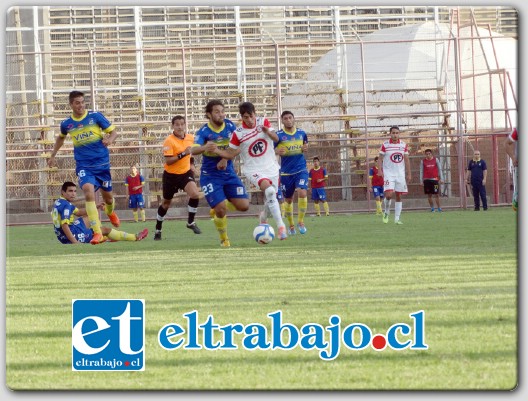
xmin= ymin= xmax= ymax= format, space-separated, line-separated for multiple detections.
xmin=209 ymin=208 xmax=216 ymax=219
xmin=285 ymin=202 xmax=294 ymax=227
xmin=314 ymin=203 xmax=321 ymax=215
xmin=104 ymin=198 xmax=115 ymax=215
xmin=323 ymin=202 xmax=329 ymax=215
xmin=133 ymin=211 xmax=139 ymax=222
xmin=107 ymin=228 xmax=136 ymax=241
xmin=226 ymin=200 xmax=237 ymax=212
xmin=86 ymin=201 xmax=102 ymax=235
xmin=214 ymin=215 xmax=228 ymax=241
xmin=298 ymin=197 xmax=308 ymax=224
xmin=376 ymin=200 xmax=382 ymax=213
xmin=280 ymin=202 xmax=286 ymax=218
xmin=140 ymin=209 xmax=146 ymax=222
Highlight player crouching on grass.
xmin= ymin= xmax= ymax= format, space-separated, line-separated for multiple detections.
xmin=52 ymin=181 xmax=148 ymax=244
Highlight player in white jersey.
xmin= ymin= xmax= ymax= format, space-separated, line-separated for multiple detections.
xmin=378 ymin=126 xmax=411 ymax=224
xmin=505 ymin=127 xmax=518 ymax=211
xmin=211 ymin=101 xmax=287 ymax=240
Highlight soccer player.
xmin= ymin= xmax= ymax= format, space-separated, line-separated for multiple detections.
xmin=47 ymin=90 xmax=121 ymax=245
xmin=309 ymin=156 xmax=330 ymax=216
xmin=191 ymin=100 xmax=250 ymax=247
xmin=420 ymin=149 xmax=444 ymax=212
xmin=505 ymin=127 xmax=518 ymax=211
xmin=378 ymin=126 xmax=411 ymax=224
xmin=275 ymin=110 xmax=309 ymax=234
xmin=369 ymin=156 xmax=384 ymax=215
xmin=52 ymin=182 xmax=148 ymax=244
xmin=211 ymin=101 xmax=288 ymax=240
xmin=154 ymin=115 xmax=202 ymax=240
xmin=125 ymin=165 xmax=146 ymax=222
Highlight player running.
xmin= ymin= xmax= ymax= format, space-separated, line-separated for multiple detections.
xmin=275 ymin=110 xmax=309 ymax=234
xmin=211 ymin=101 xmax=288 ymax=240
xmin=191 ymin=100 xmax=250 ymax=247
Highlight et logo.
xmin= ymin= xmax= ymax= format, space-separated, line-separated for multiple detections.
xmin=72 ymin=299 xmax=145 ymax=371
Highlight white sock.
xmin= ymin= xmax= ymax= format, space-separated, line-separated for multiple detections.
xmin=384 ymin=198 xmax=392 ymax=215
xmin=265 ymin=186 xmax=285 ymax=228
xmin=395 ymin=201 xmax=403 ymax=221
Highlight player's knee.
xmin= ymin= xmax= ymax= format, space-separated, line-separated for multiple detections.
xmin=264 ymin=186 xmax=276 ymax=200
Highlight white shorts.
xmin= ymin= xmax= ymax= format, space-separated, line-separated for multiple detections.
xmin=383 ymin=175 xmax=408 ymax=194
xmin=245 ymin=170 xmax=279 ymax=191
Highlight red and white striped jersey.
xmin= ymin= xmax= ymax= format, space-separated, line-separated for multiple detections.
xmin=379 ymin=139 xmax=409 ymax=177
xmin=229 ymin=116 xmax=280 ymax=176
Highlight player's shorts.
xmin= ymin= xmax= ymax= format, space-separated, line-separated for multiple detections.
xmin=128 ymin=193 xmax=145 ymax=209
xmin=372 ymin=185 xmax=384 ymax=198
xmin=76 ymin=164 xmax=112 ymax=192
xmin=311 ymin=187 xmax=327 ymax=201
xmin=200 ymin=170 xmax=248 ymax=208
xmin=423 ymin=180 xmax=440 ymax=195
xmin=57 ymin=218 xmax=93 ymax=244
xmin=162 ymin=170 xmax=195 ymax=200
xmin=383 ymin=175 xmax=408 ymax=194
xmin=280 ymin=170 xmax=309 ymax=199
xmin=246 ymin=170 xmax=280 ymax=192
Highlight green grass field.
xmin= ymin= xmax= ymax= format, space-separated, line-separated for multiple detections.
xmin=5 ymin=208 xmax=518 ymax=390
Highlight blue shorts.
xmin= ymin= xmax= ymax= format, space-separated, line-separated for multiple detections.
xmin=311 ymin=188 xmax=327 ymax=201
xmin=57 ymin=218 xmax=93 ymax=244
xmin=76 ymin=164 xmax=113 ymax=192
xmin=372 ymin=186 xmax=384 ymax=198
xmin=128 ymin=194 xmax=145 ymax=209
xmin=280 ymin=171 xmax=309 ymax=199
xmin=200 ymin=171 xmax=248 ymax=208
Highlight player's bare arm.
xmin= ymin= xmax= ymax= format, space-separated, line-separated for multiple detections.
xmin=47 ymin=135 xmax=66 ymax=167
xmin=102 ymin=129 xmax=118 ymax=147
xmin=61 ymin=223 xmax=79 ymax=244
xmin=214 ymin=146 xmax=240 ymax=160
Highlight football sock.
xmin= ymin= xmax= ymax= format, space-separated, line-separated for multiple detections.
xmin=285 ymin=202 xmax=294 ymax=226
xmin=140 ymin=209 xmax=146 ymax=222
xmin=214 ymin=215 xmax=228 ymax=241
xmin=323 ymin=201 xmax=330 ymax=214
xmin=265 ymin=186 xmax=285 ymax=228
xmin=86 ymin=201 xmax=102 ymax=235
xmin=156 ymin=205 xmax=167 ymax=231
xmin=209 ymin=208 xmax=216 ymax=218
xmin=104 ymin=198 xmax=115 ymax=215
xmin=376 ymin=200 xmax=382 ymax=213
xmin=314 ymin=203 xmax=321 ymax=215
xmin=187 ymin=197 xmax=199 ymax=224
xmin=384 ymin=198 xmax=392 ymax=215
xmin=298 ymin=197 xmax=308 ymax=224
xmin=133 ymin=211 xmax=138 ymax=222
xmin=395 ymin=201 xmax=403 ymax=221
xmin=226 ymin=200 xmax=237 ymax=212
xmin=280 ymin=201 xmax=286 ymax=218
xmin=107 ymin=229 xmax=136 ymax=241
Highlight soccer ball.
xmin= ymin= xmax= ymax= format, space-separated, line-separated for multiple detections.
xmin=253 ymin=224 xmax=275 ymax=244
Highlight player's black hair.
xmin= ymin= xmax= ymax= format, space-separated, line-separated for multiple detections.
xmin=171 ymin=115 xmax=185 ymax=125
xmin=281 ymin=110 xmax=294 ymax=118
xmin=239 ymin=101 xmax=255 ymax=116
xmin=389 ymin=125 xmax=400 ymax=132
xmin=205 ymin=99 xmax=224 ymax=115
xmin=69 ymin=90 xmax=84 ymax=104
xmin=425 ymin=148 xmax=433 ymax=154
xmin=62 ymin=181 xmax=76 ymax=192
xmin=374 ymin=156 xmax=379 ymax=162
xmin=313 ymin=156 xmax=320 ymax=161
